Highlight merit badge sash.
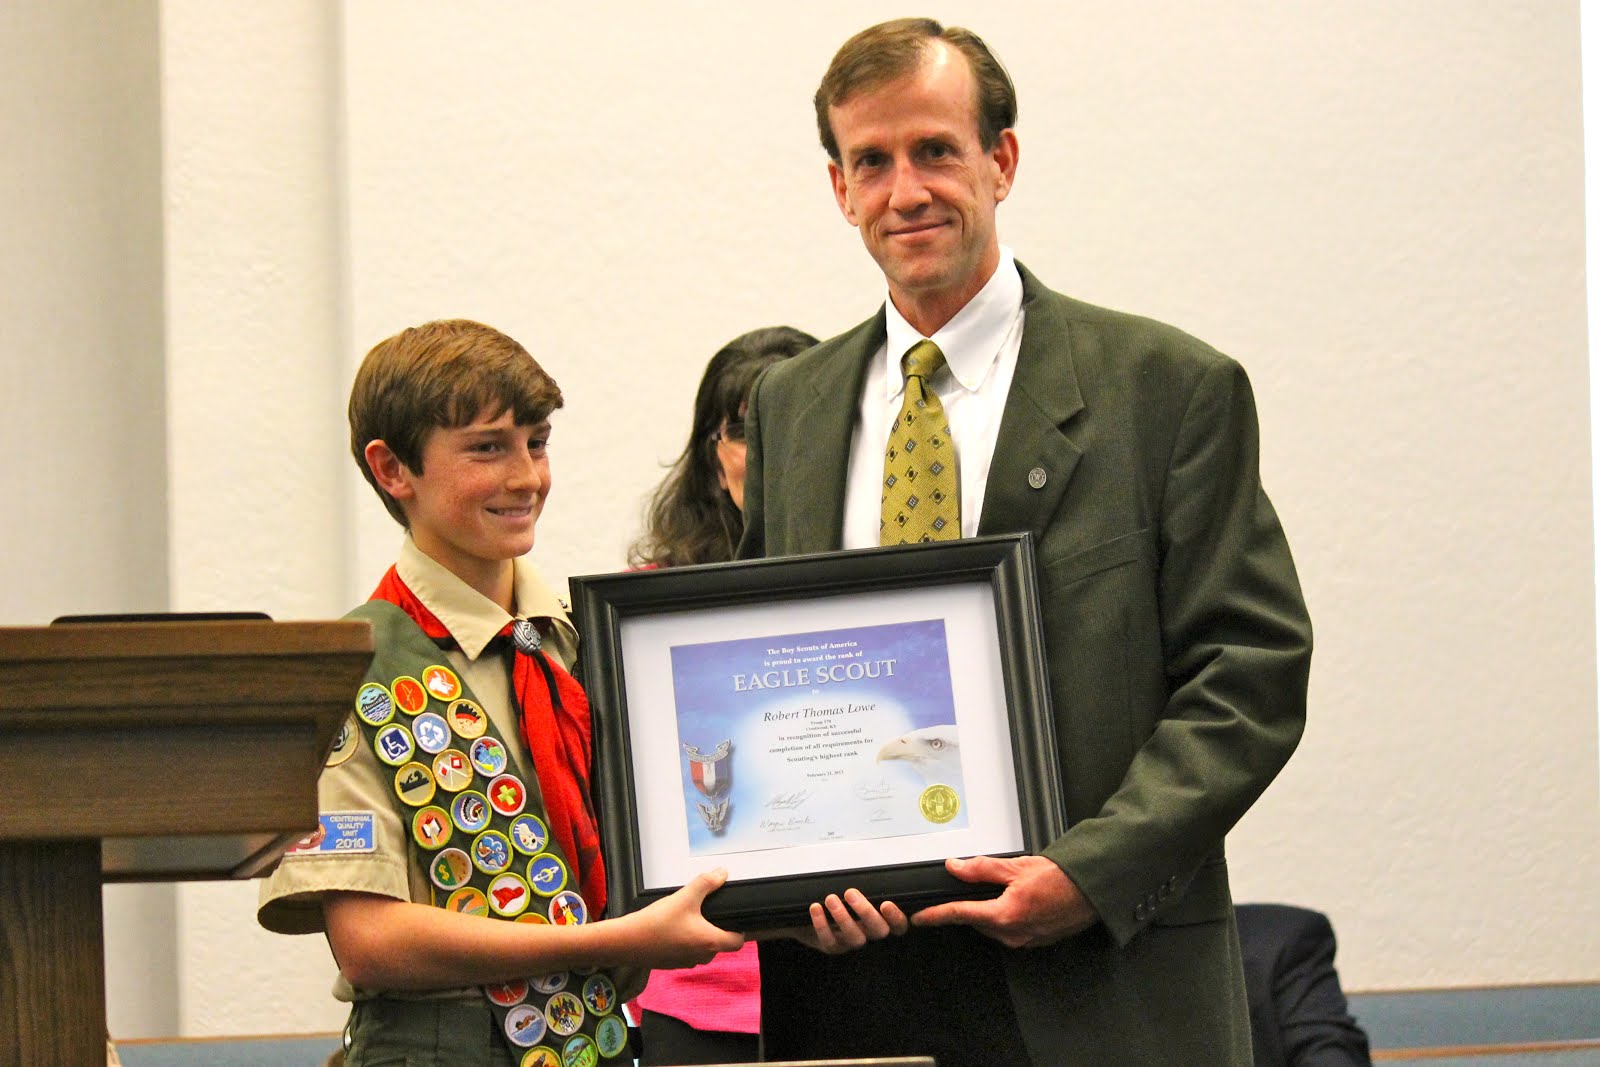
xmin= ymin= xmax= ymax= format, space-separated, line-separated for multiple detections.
xmin=342 ymin=597 xmax=629 ymax=1064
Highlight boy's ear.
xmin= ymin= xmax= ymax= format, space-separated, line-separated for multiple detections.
xmin=364 ymin=440 xmax=415 ymax=502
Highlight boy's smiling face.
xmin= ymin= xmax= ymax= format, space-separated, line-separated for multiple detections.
xmin=368 ymin=406 xmax=551 ymax=605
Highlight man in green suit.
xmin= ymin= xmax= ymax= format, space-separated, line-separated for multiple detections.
xmin=742 ymin=18 xmax=1312 ymax=1066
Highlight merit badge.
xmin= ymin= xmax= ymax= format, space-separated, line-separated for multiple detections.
xmin=531 ymin=971 xmax=568 ymax=995
xmin=484 ymin=978 xmax=529 ymax=1008
xmin=509 ymin=814 xmax=549 ymax=856
xmin=412 ymin=805 xmax=452 ymax=850
xmin=520 ymin=1047 xmax=560 ymax=1067
xmin=544 ymin=991 xmax=584 ymax=1037
xmin=445 ymin=886 xmax=489 ymax=917
xmin=581 ymin=974 xmax=616 ymax=1015
xmin=432 ymin=749 xmax=473 ymax=792
xmin=472 ymin=830 xmax=513 ymax=875
xmin=918 ymin=783 xmax=960 ymax=824
xmin=516 ymin=912 xmax=550 ymax=924
xmin=594 ymin=1014 xmax=628 ymax=1060
xmin=526 ymin=853 xmax=568 ymax=897
xmin=562 ymin=1033 xmax=598 ymax=1067
xmin=394 ymin=762 xmax=437 ymax=807
xmin=504 ymin=1004 xmax=548 ymax=1048
xmin=412 ymin=712 xmax=451 ymax=755
xmin=421 ymin=664 xmax=462 ymax=702
xmin=488 ymin=872 xmax=531 ymax=917
xmin=448 ymin=698 xmax=488 ymax=740
xmin=682 ymin=740 xmax=733 ymax=833
xmin=548 ymin=891 xmax=587 ymax=926
xmin=428 ymin=847 xmax=472 ymax=891
xmin=470 ymin=736 xmax=509 ymax=777
xmin=325 ymin=714 xmax=360 ymax=767
xmin=487 ymin=774 xmax=527 ymax=817
xmin=355 ymin=682 xmax=395 ymax=726
xmin=373 ymin=723 xmax=416 ymax=766
xmin=391 ymin=675 xmax=430 ymax=716
xmin=451 ymin=790 xmax=491 ymax=833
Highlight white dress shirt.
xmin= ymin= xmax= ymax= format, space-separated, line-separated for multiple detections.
xmin=841 ymin=248 xmax=1026 ymax=550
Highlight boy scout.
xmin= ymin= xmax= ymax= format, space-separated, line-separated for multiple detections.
xmin=259 ymin=319 xmax=742 ymax=1066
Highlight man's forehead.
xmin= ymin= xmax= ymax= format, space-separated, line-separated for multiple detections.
xmin=830 ymin=42 xmax=978 ymax=130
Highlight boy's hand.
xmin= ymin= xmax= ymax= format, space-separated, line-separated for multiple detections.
xmin=632 ymin=868 xmax=745 ymax=968
xmin=780 ymin=888 xmax=909 ymax=955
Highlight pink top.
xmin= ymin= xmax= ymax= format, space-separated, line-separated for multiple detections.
xmin=630 ymin=941 xmax=760 ymax=1034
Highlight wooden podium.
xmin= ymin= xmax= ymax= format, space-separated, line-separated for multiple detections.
xmin=0 ymin=619 xmax=373 ymax=1067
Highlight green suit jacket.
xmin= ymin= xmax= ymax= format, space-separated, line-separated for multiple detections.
xmin=742 ymin=264 xmax=1312 ymax=1064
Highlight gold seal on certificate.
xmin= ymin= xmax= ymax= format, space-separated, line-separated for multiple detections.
xmin=918 ymin=784 xmax=961 ymax=824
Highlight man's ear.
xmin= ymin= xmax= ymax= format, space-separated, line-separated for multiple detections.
xmin=829 ymin=160 xmax=858 ymax=226
xmin=364 ymin=439 xmax=415 ymax=502
xmin=991 ymin=128 xmax=1020 ymax=204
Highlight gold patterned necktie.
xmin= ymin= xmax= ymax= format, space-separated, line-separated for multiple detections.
xmin=881 ymin=339 xmax=960 ymax=544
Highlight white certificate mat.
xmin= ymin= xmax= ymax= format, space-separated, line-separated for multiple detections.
xmin=621 ymin=580 xmax=1025 ymax=890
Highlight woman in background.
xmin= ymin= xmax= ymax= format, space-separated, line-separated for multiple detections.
xmin=628 ymin=324 xmax=818 ymax=1064
xmin=629 ymin=325 xmax=817 ymax=569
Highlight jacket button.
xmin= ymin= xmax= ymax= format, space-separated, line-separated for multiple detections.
xmin=1027 ymin=467 xmax=1047 ymax=489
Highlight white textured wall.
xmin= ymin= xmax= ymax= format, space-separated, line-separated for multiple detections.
xmin=159 ymin=0 xmax=353 ymax=1037
xmin=0 ymin=0 xmax=177 ymax=1040
xmin=1 ymin=0 xmax=1594 ymax=1041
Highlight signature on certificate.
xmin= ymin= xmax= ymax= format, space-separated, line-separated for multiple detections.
xmin=765 ymin=789 xmax=812 ymax=810
xmin=855 ymin=780 xmax=893 ymax=801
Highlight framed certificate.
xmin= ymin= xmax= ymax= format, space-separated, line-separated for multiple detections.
xmin=569 ymin=533 xmax=1063 ymax=930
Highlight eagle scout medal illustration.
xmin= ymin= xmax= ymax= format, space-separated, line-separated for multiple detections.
xmin=681 ymin=740 xmax=733 ymax=832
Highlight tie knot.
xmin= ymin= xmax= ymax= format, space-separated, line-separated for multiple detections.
xmin=902 ymin=340 xmax=947 ymax=383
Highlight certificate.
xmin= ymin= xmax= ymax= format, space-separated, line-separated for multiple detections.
xmin=570 ymin=534 xmax=1064 ymax=929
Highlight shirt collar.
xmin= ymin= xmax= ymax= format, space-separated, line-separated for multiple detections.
xmin=882 ymin=246 xmax=1023 ymax=398
xmin=395 ymin=535 xmax=576 ymax=661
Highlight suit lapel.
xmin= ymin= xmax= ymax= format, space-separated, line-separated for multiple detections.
xmin=978 ymin=265 xmax=1085 ymax=539
xmin=785 ymin=311 xmax=885 ymax=553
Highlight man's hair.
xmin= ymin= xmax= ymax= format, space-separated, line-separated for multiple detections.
xmin=814 ymin=17 xmax=1017 ymax=162
xmin=348 ymin=318 xmax=563 ymax=527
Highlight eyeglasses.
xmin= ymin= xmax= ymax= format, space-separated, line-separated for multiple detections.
xmin=713 ymin=420 xmax=747 ymax=444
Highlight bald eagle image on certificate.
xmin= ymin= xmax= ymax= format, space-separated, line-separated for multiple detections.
xmin=670 ymin=618 xmax=969 ymax=856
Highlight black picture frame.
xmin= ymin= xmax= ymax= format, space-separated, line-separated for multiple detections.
xmin=569 ymin=533 xmax=1063 ymax=930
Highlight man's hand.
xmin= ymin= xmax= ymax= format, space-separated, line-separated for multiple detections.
xmin=770 ymin=888 xmax=910 ymax=955
xmin=912 ymin=855 xmax=1098 ymax=948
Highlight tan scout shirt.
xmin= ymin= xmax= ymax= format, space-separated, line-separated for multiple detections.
xmin=257 ymin=537 xmax=577 ymax=1000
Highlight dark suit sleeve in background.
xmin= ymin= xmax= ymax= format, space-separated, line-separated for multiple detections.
xmin=1238 ymin=904 xmax=1372 ymax=1067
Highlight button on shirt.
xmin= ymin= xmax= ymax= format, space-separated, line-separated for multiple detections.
xmin=841 ymin=248 xmax=1026 ymax=550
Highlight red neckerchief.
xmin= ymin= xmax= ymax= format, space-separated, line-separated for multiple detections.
xmin=370 ymin=565 xmax=607 ymax=914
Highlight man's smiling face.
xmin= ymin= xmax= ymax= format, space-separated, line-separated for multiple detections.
xmin=826 ymin=40 xmax=1017 ymax=334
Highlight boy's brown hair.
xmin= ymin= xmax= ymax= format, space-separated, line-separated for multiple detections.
xmin=349 ymin=318 xmax=563 ymax=526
